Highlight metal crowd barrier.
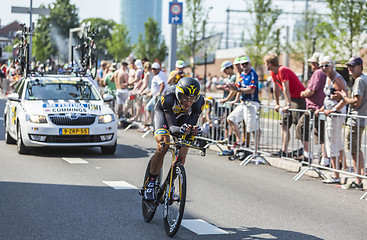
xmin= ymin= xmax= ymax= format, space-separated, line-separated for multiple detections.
xmin=199 ymin=98 xmax=367 ymax=199
xmin=126 ymin=95 xmax=367 ymax=199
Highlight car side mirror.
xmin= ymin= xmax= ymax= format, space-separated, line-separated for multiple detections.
xmin=103 ymin=93 xmax=113 ymax=102
xmin=7 ymin=93 xmax=20 ymax=102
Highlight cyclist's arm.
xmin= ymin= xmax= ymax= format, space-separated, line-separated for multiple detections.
xmin=186 ymin=96 xmax=205 ymax=126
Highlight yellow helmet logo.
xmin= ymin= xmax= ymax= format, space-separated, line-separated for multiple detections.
xmin=186 ymin=85 xmax=198 ymax=95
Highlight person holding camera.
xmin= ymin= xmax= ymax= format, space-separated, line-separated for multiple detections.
xmin=315 ymin=56 xmax=348 ymax=183
xmin=168 ymin=60 xmax=189 ymax=85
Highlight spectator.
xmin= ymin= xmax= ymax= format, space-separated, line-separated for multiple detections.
xmin=266 ymin=75 xmax=274 ymax=104
xmin=264 ymin=54 xmax=306 ymax=157
xmin=145 ymin=62 xmax=168 ymax=125
xmin=217 ymin=61 xmax=237 ymax=102
xmin=102 ymin=63 xmax=117 ymax=112
xmin=225 ymin=56 xmax=260 ymax=153
xmin=126 ymin=59 xmax=143 ymax=121
xmin=295 ymin=52 xmax=328 ymax=165
xmin=211 ymin=75 xmax=219 ymax=87
xmin=338 ymin=57 xmax=367 ymax=189
xmin=216 ymin=60 xmax=238 ymax=156
xmin=130 ymin=59 xmax=145 ymax=122
xmin=103 ymin=63 xmax=117 ymax=92
xmin=168 ymin=60 xmax=189 ymax=85
xmin=258 ymin=80 xmax=264 ymax=99
xmin=138 ymin=61 xmax=153 ymax=130
xmin=315 ymin=56 xmax=348 ymax=184
xmin=205 ymin=73 xmax=212 ymax=91
xmin=115 ymin=61 xmax=129 ymax=122
xmin=96 ymin=60 xmax=108 ymax=87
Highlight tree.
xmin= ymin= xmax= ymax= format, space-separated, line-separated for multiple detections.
xmin=81 ymin=18 xmax=115 ymax=60
xmin=33 ymin=0 xmax=79 ymax=62
xmin=106 ymin=22 xmax=133 ymax=62
xmin=324 ymin=0 xmax=367 ymax=57
xmin=178 ymin=0 xmax=212 ymax=77
xmin=287 ymin=10 xmax=326 ymax=80
xmin=244 ymin=0 xmax=282 ymax=77
xmin=135 ymin=17 xmax=167 ymax=63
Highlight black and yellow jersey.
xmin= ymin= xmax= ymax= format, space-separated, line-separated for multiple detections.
xmin=154 ymin=85 xmax=204 ymax=135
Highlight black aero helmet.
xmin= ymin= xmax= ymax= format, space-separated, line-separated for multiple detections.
xmin=175 ymin=77 xmax=201 ymax=102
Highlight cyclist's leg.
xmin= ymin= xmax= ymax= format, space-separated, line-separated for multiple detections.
xmin=149 ymin=107 xmax=170 ymax=176
xmin=149 ymin=134 xmax=170 ymax=175
xmin=177 ymin=146 xmax=189 ymax=165
xmin=143 ymin=111 xmax=169 ymax=201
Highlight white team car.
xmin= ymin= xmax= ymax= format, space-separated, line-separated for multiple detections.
xmin=4 ymin=75 xmax=117 ymax=154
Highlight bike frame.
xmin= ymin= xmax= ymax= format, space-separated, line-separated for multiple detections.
xmin=149 ymin=137 xmax=205 ymax=205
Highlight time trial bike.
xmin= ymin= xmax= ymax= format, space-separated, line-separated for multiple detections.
xmin=140 ymin=135 xmax=206 ymax=237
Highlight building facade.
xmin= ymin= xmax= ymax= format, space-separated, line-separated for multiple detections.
xmin=120 ymin=0 xmax=162 ymax=45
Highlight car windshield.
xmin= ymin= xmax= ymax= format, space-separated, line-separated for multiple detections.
xmin=25 ymin=80 xmax=100 ymax=101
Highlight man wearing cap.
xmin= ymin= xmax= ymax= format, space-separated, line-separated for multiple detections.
xmin=225 ymin=56 xmax=260 ymax=150
xmin=217 ymin=60 xmax=237 ymax=102
xmin=295 ymin=52 xmax=327 ymax=163
xmin=146 ymin=62 xmax=168 ymax=120
xmin=168 ymin=60 xmax=189 ymax=85
xmin=337 ymin=57 xmax=367 ymax=189
xmin=264 ymin=54 xmax=306 ymax=157
xmin=233 ymin=57 xmax=243 ymax=81
xmin=216 ymin=60 xmax=238 ymax=156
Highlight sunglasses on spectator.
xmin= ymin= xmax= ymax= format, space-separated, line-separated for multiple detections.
xmin=242 ymin=62 xmax=249 ymax=65
xmin=320 ymin=64 xmax=331 ymax=68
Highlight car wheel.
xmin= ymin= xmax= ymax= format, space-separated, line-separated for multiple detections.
xmin=17 ymin=123 xmax=29 ymax=154
xmin=4 ymin=117 xmax=16 ymax=144
xmin=101 ymin=141 xmax=117 ymax=155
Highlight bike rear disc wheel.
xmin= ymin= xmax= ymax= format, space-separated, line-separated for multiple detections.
xmin=163 ymin=164 xmax=186 ymax=237
xmin=142 ymin=160 xmax=158 ymax=222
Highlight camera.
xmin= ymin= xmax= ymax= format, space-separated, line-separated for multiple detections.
xmin=179 ymin=70 xmax=184 ymax=74
xmin=330 ymin=87 xmax=336 ymax=95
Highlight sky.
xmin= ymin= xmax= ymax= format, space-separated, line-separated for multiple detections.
xmin=1 ymin=0 xmax=326 ymax=49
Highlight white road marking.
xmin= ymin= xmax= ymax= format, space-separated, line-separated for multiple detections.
xmin=181 ymin=219 xmax=229 ymax=235
xmin=249 ymin=233 xmax=277 ymax=239
xmin=103 ymin=181 xmax=138 ymax=190
xmin=62 ymin=157 xmax=88 ymax=164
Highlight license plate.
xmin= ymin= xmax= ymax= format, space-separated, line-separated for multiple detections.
xmin=60 ymin=128 xmax=89 ymax=135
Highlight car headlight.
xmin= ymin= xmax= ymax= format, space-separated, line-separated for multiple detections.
xmin=29 ymin=114 xmax=48 ymax=123
xmin=98 ymin=114 xmax=114 ymax=124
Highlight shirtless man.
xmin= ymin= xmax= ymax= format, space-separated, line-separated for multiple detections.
xmin=114 ymin=61 xmax=129 ymax=121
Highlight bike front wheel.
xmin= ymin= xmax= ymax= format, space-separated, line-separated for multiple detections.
xmin=163 ymin=163 xmax=186 ymax=237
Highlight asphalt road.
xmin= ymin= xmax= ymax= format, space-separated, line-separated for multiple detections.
xmin=0 ymin=98 xmax=366 ymax=240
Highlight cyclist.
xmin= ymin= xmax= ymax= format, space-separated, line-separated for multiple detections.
xmin=143 ymin=77 xmax=205 ymax=201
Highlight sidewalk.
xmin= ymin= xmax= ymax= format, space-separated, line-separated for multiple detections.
xmin=208 ymin=143 xmax=367 ymax=190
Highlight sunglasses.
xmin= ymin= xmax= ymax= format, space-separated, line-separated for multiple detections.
xmin=320 ymin=64 xmax=331 ymax=68
xmin=242 ymin=62 xmax=249 ymax=65
xmin=181 ymin=96 xmax=196 ymax=103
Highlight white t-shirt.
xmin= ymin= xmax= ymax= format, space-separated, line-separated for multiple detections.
xmin=151 ymin=71 xmax=168 ymax=96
